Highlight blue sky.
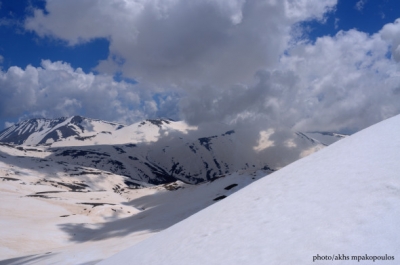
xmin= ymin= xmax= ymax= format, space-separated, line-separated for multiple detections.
xmin=0 ymin=0 xmax=400 ymax=133
xmin=304 ymin=0 xmax=400 ymax=39
xmin=0 ymin=0 xmax=109 ymax=73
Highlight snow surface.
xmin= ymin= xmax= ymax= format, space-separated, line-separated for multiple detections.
xmin=0 ymin=140 xmax=268 ymax=264
xmin=99 ymin=115 xmax=400 ymax=265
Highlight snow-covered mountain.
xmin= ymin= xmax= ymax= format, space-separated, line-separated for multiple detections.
xmin=0 ymin=116 xmax=349 ymax=264
xmin=0 ymin=118 xmax=267 ymax=185
xmin=99 ymin=114 xmax=400 ymax=265
xmin=0 ymin=116 xmax=340 ymax=185
xmin=0 ymin=116 xmax=124 ymax=146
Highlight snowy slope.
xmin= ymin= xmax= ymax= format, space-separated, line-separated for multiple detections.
xmin=0 ymin=151 xmax=269 ymax=264
xmin=99 ymin=115 xmax=400 ymax=265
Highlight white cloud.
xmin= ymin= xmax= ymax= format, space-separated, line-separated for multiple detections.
xmin=280 ymin=29 xmax=400 ymax=132
xmin=180 ymin=27 xmax=400 ymax=133
xmin=25 ymin=0 xmax=337 ymax=86
xmin=0 ymin=60 xmax=156 ymax=125
xmin=380 ymin=19 xmax=400 ymax=62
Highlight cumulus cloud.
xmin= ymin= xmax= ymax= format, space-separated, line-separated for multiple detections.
xmin=25 ymin=0 xmax=336 ymax=86
xmin=281 ymin=29 xmax=400 ymax=132
xmin=380 ymin=19 xmax=400 ymax=62
xmin=0 ymin=60 xmax=158 ymax=125
xmin=181 ymin=28 xmax=400 ymax=133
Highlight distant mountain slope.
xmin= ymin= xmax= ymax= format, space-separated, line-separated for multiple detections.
xmin=0 ymin=116 xmax=124 ymax=146
xmin=48 ymin=130 xmax=252 ymax=185
xmin=99 ymin=115 xmax=400 ymax=265
xmin=0 ymin=124 xmax=273 ymax=185
xmin=0 ymin=116 xmax=338 ymax=185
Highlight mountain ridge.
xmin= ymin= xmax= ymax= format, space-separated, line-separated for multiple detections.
xmin=0 ymin=116 xmax=340 ymax=185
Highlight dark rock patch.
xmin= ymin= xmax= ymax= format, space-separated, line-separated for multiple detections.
xmin=107 ymin=159 xmax=126 ymax=170
xmin=1 ymin=177 xmax=20 ymax=181
xmin=262 ymin=165 xmax=275 ymax=171
xmin=35 ymin=191 xmax=65 ymax=194
xmin=213 ymin=195 xmax=227 ymax=201
xmin=26 ymin=195 xmax=52 ymax=199
xmin=146 ymin=119 xmax=171 ymax=127
xmin=78 ymin=202 xmax=116 ymax=208
xmin=189 ymin=145 xmax=197 ymax=154
xmin=224 ymin=184 xmax=238 ymax=190
xmin=75 ymin=135 xmax=96 ymax=141
xmin=113 ymin=146 xmax=126 ymax=154
xmin=198 ymin=136 xmax=217 ymax=151
xmin=56 ymin=182 xmax=89 ymax=191
xmin=56 ymin=150 xmax=110 ymax=158
xmin=222 ymin=130 xmax=235 ymax=136
xmin=69 ymin=171 xmax=102 ymax=176
xmin=124 ymin=180 xmax=141 ymax=188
